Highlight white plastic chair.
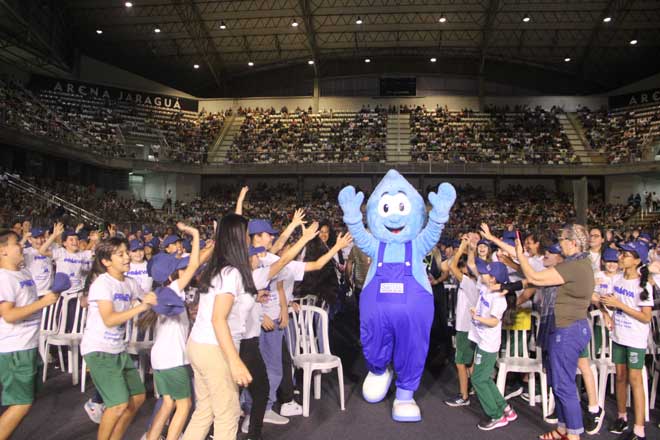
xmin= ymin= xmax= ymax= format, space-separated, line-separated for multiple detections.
xmin=126 ymin=314 xmax=156 ymax=382
xmin=39 ymin=296 xmax=63 ymax=366
xmin=576 ymin=311 xmax=599 ymax=401
xmin=496 ymin=311 xmax=548 ymax=418
xmin=591 ymin=310 xmax=649 ymax=421
xmin=42 ymin=294 xmax=87 ymax=386
xmin=291 ymin=305 xmax=345 ymax=417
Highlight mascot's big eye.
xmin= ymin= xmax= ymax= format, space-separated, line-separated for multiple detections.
xmin=378 ymin=195 xmax=395 ymax=217
xmin=392 ymin=193 xmax=412 ymax=216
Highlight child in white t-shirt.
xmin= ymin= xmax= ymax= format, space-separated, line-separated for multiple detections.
xmin=80 ymin=237 xmax=157 ymax=440
xmin=469 ymin=260 xmax=517 ymax=431
xmin=126 ymin=239 xmax=153 ymax=295
xmin=0 ymin=230 xmax=61 ymax=439
xmin=22 ymin=227 xmax=53 ymax=295
xmin=600 ymin=243 xmax=653 ymax=440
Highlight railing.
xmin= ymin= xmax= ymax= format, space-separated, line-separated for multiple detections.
xmin=2 ymin=173 xmax=105 ymax=226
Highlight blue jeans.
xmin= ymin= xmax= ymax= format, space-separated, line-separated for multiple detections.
xmin=547 ymin=319 xmax=591 ymax=436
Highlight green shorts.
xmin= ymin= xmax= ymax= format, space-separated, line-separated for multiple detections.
xmin=154 ymin=365 xmax=192 ymax=400
xmin=84 ymin=351 xmax=145 ymax=408
xmin=579 ymin=345 xmax=590 ymax=358
xmin=455 ymin=331 xmax=476 ymax=365
xmin=612 ymin=341 xmax=645 ymax=370
xmin=0 ymin=348 xmax=39 ymax=406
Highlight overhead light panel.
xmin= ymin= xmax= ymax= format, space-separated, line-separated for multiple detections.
xmin=603 ymin=16 xmax=612 ymax=23
xmin=564 ymin=57 xmax=571 ymax=62
xmin=522 ymin=14 xmax=531 ymax=23
xmin=96 ymin=29 xmax=103 ymax=34
xmin=125 ymin=2 xmax=133 ymax=7
xmin=308 ymin=60 xmax=315 ymax=65
xmin=438 ymin=15 xmax=447 ymax=23
xmin=291 ymin=19 xmax=299 ymax=27
xmin=154 ymin=26 xmax=161 ymax=33
xmin=248 ymin=61 xmax=254 ymax=67
xmin=219 ymin=21 xmax=227 ymax=30
xmin=430 ymin=57 xmax=437 ymax=62
xmin=630 ymin=39 xmax=638 ymax=45
xmin=356 ymin=16 xmax=363 ymax=25
xmin=193 ymin=64 xmax=200 ymax=69
xmin=364 ymin=58 xmax=371 ymax=63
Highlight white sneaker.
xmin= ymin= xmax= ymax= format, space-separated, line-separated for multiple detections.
xmin=263 ymin=409 xmax=289 ymax=425
xmin=392 ymin=399 xmax=421 ymax=422
xmin=279 ymin=400 xmax=303 ymax=417
xmin=241 ymin=414 xmax=250 ymax=434
xmin=362 ymin=368 xmax=393 ymax=403
xmin=84 ymin=399 xmax=104 ymax=424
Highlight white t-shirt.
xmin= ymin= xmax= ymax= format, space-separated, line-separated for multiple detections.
xmin=589 ymin=251 xmax=601 ymax=273
xmin=455 ymin=276 xmax=479 ymax=333
xmin=0 ymin=268 xmax=41 ymax=352
xmin=126 ymin=261 xmax=152 ymax=296
xmin=151 ymin=280 xmax=189 ymax=370
xmin=189 ymin=267 xmax=251 ymax=348
xmin=610 ymin=274 xmax=654 ymax=350
xmin=52 ymin=248 xmax=94 ymax=296
xmin=81 ymin=273 xmax=143 ymax=355
xmin=257 ymin=253 xmax=284 ymax=320
xmin=23 ymin=247 xmax=53 ymax=293
xmin=468 ymin=282 xmax=508 ymax=353
xmin=278 ymin=261 xmax=306 ymax=303
xmin=594 ymin=270 xmax=616 ymax=296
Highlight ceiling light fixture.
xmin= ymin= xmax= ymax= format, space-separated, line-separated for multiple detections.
xmin=219 ymin=21 xmax=227 ymax=30
xmin=364 ymin=58 xmax=371 ymax=63
xmin=308 ymin=60 xmax=315 ymax=65
xmin=438 ymin=15 xmax=447 ymax=23
xmin=193 ymin=64 xmax=200 ymax=69
xmin=154 ymin=27 xmax=161 ymax=33
xmin=564 ymin=57 xmax=571 ymax=62
xmin=96 ymin=29 xmax=103 ymax=34
xmin=630 ymin=39 xmax=638 ymax=45
xmin=292 ymin=19 xmax=299 ymax=27
xmin=603 ymin=16 xmax=612 ymax=23
xmin=248 ymin=61 xmax=254 ymax=66
xmin=430 ymin=57 xmax=437 ymax=62
xmin=356 ymin=16 xmax=363 ymax=25
xmin=125 ymin=2 xmax=133 ymax=7
xmin=522 ymin=14 xmax=531 ymax=23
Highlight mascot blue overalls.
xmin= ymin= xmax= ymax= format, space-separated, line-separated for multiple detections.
xmin=338 ymin=170 xmax=455 ymax=422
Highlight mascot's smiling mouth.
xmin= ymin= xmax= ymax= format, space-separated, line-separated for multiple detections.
xmin=386 ymin=226 xmax=404 ymax=234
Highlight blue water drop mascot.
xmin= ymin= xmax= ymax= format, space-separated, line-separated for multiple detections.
xmin=338 ymin=169 xmax=456 ymax=422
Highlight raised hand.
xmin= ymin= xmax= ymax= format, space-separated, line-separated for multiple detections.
xmin=53 ymin=222 xmax=65 ymax=237
xmin=301 ymin=221 xmax=319 ymax=241
xmin=291 ymin=208 xmax=307 ymax=228
xmin=480 ymin=223 xmax=494 ymax=241
xmin=338 ymin=186 xmax=364 ymax=223
xmin=335 ymin=232 xmax=353 ymax=249
xmin=177 ymin=222 xmax=198 ymax=236
xmin=238 ymin=186 xmax=249 ymax=200
xmin=428 ymin=182 xmax=456 ymax=223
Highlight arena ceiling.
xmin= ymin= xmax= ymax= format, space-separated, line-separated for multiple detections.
xmin=1 ymin=0 xmax=660 ymax=97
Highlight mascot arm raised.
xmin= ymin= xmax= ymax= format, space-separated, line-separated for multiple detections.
xmin=413 ymin=182 xmax=457 ymax=256
xmin=338 ymin=185 xmax=379 ymax=258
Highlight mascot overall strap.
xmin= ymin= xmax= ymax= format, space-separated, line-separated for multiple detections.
xmin=360 ymin=241 xmax=434 ymax=392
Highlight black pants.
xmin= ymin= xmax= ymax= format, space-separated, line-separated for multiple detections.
xmin=240 ymin=337 xmax=269 ymax=438
xmin=277 ymin=336 xmax=294 ymax=404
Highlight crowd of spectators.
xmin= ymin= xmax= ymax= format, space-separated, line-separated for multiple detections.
xmin=577 ymin=104 xmax=660 ymax=164
xmin=410 ymin=104 xmax=578 ymax=165
xmin=227 ymin=106 xmax=387 ymax=164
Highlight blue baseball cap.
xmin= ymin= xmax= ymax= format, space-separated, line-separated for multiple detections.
xmin=475 ymin=260 xmax=510 ymax=284
xmin=502 ymin=231 xmax=517 ymax=241
xmin=143 ymin=237 xmax=159 ymax=248
xmin=62 ymin=229 xmax=78 ymax=240
xmin=129 ymin=239 xmax=144 ymax=252
xmin=502 ymin=237 xmax=516 ymax=247
xmin=161 ymin=235 xmax=181 ymax=249
xmin=477 ymin=239 xmax=491 ymax=247
xmin=618 ymin=241 xmax=649 ymax=264
xmin=182 ymin=239 xmax=192 ymax=253
xmin=148 ymin=253 xmax=190 ymax=283
xmin=143 ymin=227 xmax=153 ymax=235
xmin=249 ymin=245 xmax=266 ymax=256
xmin=30 ymin=227 xmax=45 ymax=238
xmin=639 ymin=232 xmax=651 ymax=242
xmin=248 ymin=219 xmax=278 ymax=235
xmin=152 ymin=286 xmax=186 ymax=317
xmin=602 ymin=248 xmax=619 ymax=262
xmin=547 ymin=243 xmax=562 ymax=255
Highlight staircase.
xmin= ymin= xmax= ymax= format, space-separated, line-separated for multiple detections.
xmin=208 ymin=114 xmax=244 ymax=164
xmin=386 ymin=113 xmax=410 ymax=162
xmin=623 ymin=210 xmax=660 ymax=230
xmin=560 ymin=113 xmax=608 ymax=165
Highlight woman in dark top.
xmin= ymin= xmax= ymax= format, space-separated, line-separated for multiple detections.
xmin=515 ymin=224 xmax=594 ymax=440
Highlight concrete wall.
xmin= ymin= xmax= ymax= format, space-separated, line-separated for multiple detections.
xmin=484 ymin=95 xmax=607 ymax=111
xmin=605 ymin=174 xmax=660 ymax=205
xmin=78 ymin=56 xmax=196 ymax=98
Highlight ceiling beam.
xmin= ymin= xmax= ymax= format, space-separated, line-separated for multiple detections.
xmin=298 ymin=0 xmax=319 ymax=75
xmin=173 ymin=0 xmax=226 ymax=91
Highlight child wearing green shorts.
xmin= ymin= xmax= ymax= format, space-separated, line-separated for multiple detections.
xmin=444 ymin=237 xmax=478 ymax=407
xmin=80 ymin=237 xmax=157 ymax=440
xmin=0 ymin=230 xmax=62 ymax=440
xmin=140 ymin=222 xmax=203 ymax=440
xmin=600 ymin=242 xmax=653 ymax=440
